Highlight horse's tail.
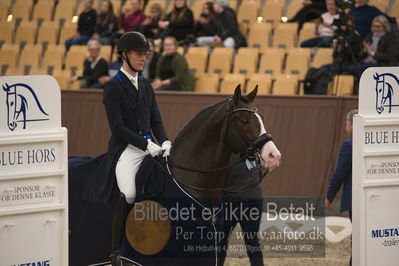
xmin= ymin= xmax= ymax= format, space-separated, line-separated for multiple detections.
xmin=15 ymin=83 xmax=49 ymax=116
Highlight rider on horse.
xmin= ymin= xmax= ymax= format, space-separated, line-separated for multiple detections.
xmin=103 ymin=31 xmax=171 ymax=265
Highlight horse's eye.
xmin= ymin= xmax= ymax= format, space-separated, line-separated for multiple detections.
xmin=10 ymin=102 xmax=14 ymax=106
xmin=241 ymin=118 xmax=249 ymax=124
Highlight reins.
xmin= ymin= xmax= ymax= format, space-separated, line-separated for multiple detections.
xmin=149 ymin=155 xmax=265 ymax=194
xmin=168 ymin=152 xmax=246 ymax=174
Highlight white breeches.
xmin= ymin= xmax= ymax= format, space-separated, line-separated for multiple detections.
xmin=115 ymin=144 xmax=149 ymax=204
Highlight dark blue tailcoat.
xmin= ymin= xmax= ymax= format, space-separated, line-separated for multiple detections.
xmin=82 ymin=71 xmax=168 ymax=204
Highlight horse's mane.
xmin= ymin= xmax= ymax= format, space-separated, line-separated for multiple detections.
xmin=173 ymin=100 xmax=227 ymax=145
xmin=173 ymin=95 xmax=251 ymax=146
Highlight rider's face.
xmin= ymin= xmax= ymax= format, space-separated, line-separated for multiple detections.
xmin=126 ymin=50 xmax=148 ymax=71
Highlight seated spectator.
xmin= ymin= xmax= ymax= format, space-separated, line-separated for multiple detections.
xmin=139 ymin=3 xmax=163 ymax=39
xmin=214 ymin=0 xmax=246 ymax=48
xmin=158 ymin=0 xmax=194 ymax=43
xmin=119 ymin=0 xmax=146 ymax=34
xmin=289 ymin=0 xmax=327 ymax=32
xmin=108 ymin=46 xmax=123 ymax=77
xmin=65 ymin=0 xmax=97 ymax=50
xmin=91 ymin=0 xmax=118 ymax=45
xmin=152 ymin=36 xmax=195 ymax=91
xmin=100 ymin=45 xmax=123 ymax=81
xmin=142 ymin=39 xmax=160 ymax=81
xmin=70 ymin=40 xmax=109 ymax=89
xmin=349 ymin=0 xmax=398 ymax=38
xmin=197 ymin=0 xmax=246 ymax=49
xmin=195 ymin=2 xmax=218 ymax=44
xmin=346 ymin=15 xmax=397 ymax=77
xmin=301 ymin=0 xmax=339 ymax=48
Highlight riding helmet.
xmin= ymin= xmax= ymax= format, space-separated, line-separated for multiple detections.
xmin=117 ymin=31 xmax=150 ymax=53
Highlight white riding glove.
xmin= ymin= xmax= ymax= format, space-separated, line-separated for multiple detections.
xmin=146 ymin=139 xmax=163 ymax=157
xmin=161 ymin=141 xmax=172 ymax=157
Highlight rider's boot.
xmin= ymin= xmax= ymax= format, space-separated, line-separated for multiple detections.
xmin=110 ymin=193 xmax=130 ymax=266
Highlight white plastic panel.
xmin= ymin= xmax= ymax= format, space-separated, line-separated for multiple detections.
xmin=0 ymin=175 xmax=64 ymax=208
xmin=0 ymin=210 xmax=67 ymax=266
xmin=365 ymin=186 xmax=399 ymax=266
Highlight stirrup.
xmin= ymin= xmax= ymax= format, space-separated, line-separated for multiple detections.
xmin=110 ymin=250 xmax=123 ymax=266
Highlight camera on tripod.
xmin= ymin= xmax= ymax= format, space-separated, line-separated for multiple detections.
xmin=334 ymin=0 xmax=355 ymax=10
xmin=332 ymin=0 xmax=355 ymax=29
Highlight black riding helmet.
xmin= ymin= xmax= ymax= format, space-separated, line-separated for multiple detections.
xmin=117 ymin=31 xmax=150 ymax=72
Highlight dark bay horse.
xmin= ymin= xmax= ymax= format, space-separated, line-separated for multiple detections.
xmin=121 ymin=85 xmax=281 ymax=265
xmin=169 ymin=85 xmax=280 ymax=204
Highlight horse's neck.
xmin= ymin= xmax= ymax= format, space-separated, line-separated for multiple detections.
xmin=170 ymin=105 xmax=231 ymax=203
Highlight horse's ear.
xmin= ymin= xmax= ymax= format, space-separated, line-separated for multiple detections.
xmin=233 ymin=84 xmax=242 ymax=105
xmin=247 ymin=85 xmax=258 ymax=103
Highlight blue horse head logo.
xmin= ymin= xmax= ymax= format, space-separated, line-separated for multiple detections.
xmin=2 ymin=83 xmax=49 ymax=131
xmin=374 ymin=73 xmax=399 ymax=114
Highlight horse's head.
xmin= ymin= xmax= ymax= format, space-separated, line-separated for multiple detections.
xmin=3 ymin=83 xmax=17 ymax=131
xmin=227 ymin=85 xmax=281 ymax=171
xmin=374 ymin=73 xmax=386 ymax=114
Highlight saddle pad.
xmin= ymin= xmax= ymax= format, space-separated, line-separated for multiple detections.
xmin=120 ymin=156 xmax=225 ymax=266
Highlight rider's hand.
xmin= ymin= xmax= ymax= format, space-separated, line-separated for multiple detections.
xmin=161 ymin=141 xmax=172 ymax=157
xmin=146 ymin=139 xmax=163 ymax=157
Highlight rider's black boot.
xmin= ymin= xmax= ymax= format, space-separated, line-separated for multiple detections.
xmin=111 ymin=193 xmax=129 ymax=266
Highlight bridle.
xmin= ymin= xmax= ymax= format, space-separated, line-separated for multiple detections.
xmin=226 ymin=97 xmax=273 ymax=160
xmin=162 ymin=97 xmax=274 ymax=193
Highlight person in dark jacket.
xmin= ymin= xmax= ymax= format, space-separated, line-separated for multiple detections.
xmin=158 ymin=0 xmax=194 ymax=42
xmin=70 ymin=40 xmax=109 ymax=89
xmin=152 ymin=36 xmax=195 ymax=91
xmin=219 ymin=153 xmax=265 ymax=266
xmin=91 ymin=0 xmax=118 ymax=45
xmin=348 ymin=0 xmax=398 ymax=38
xmin=195 ymin=2 xmax=218 ymax=37
xmin=65 ymin=0 xmax=97 ymax=50
xmin=346 ymin=15 xmax=398 ymax=77
xmin=325 ymin=109 xmax=357 ymax=219
xmin=95 ymin=32 xmax=170 ymax=265
xmin=325 ymin=109 xmax=357 ymax=266
xmin=211 ymin=0 xmax=246 ymax=48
